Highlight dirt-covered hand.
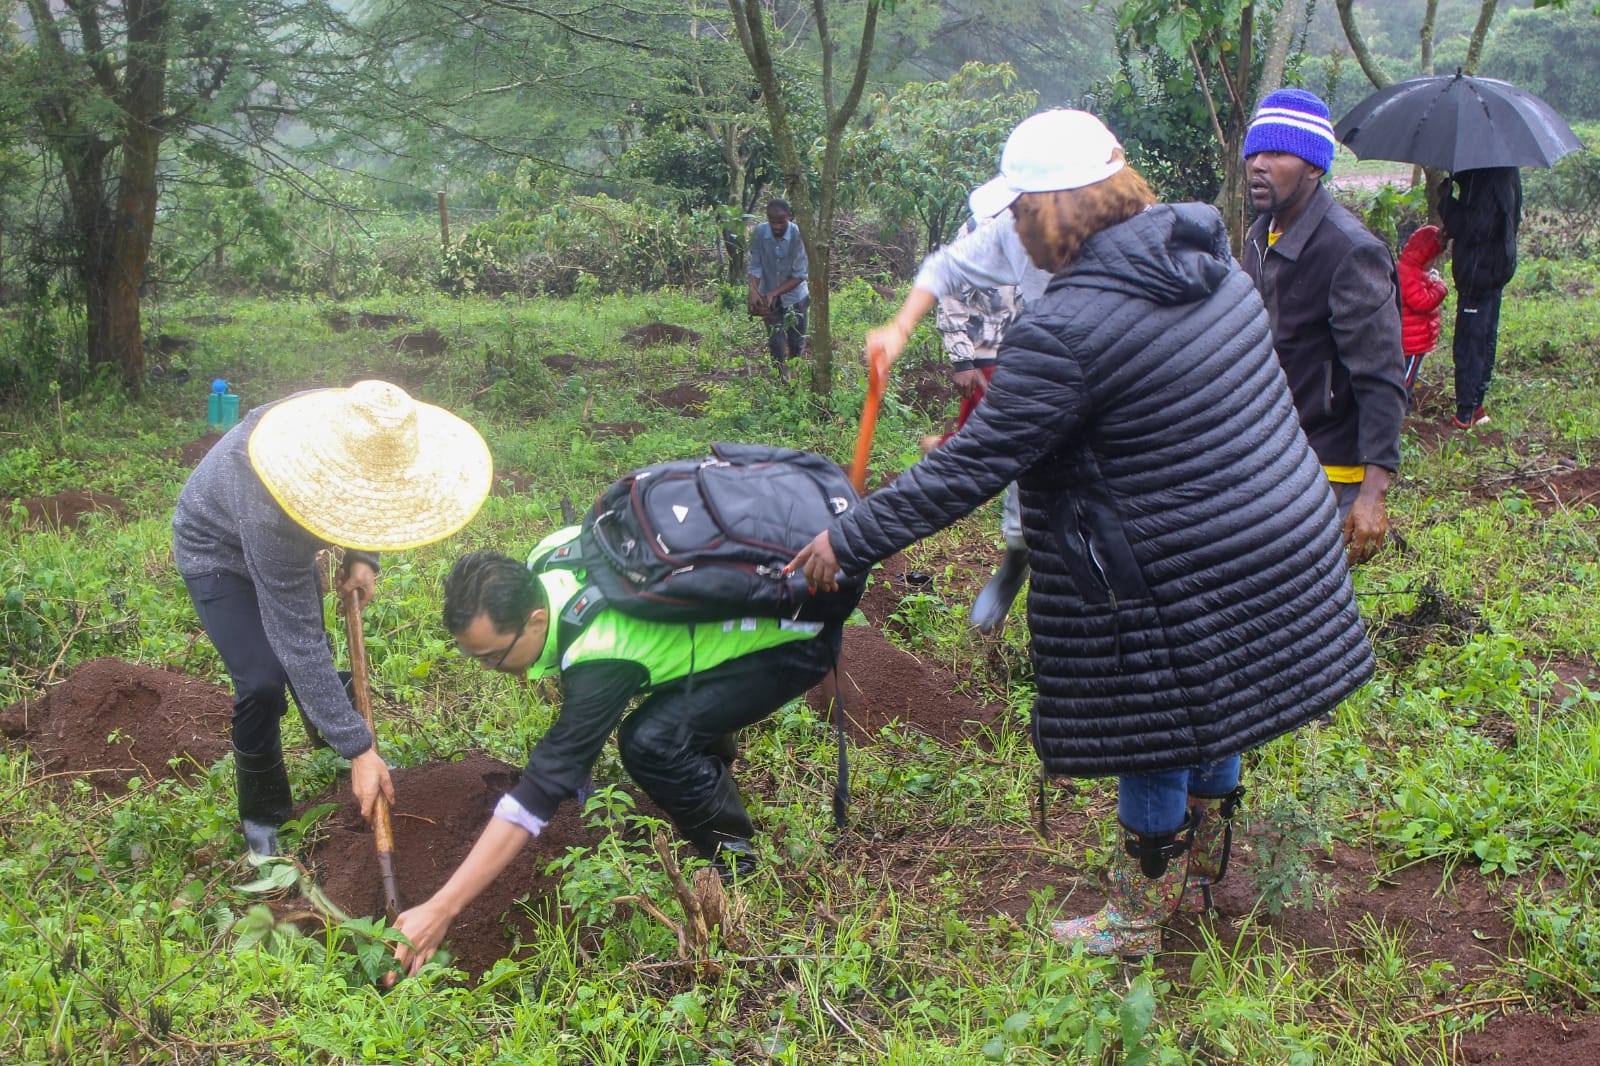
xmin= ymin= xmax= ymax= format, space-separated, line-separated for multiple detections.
xmin=335 ymin=559 xmax=378 ymax=614
xmin=351 ymin=749 xmax=394 ymax=822
xmin=786 ymin=530 xmax=840 ymax=594
xmin=390 ymin=898 xmax=454 ymax=980
xmin=1343 ymin=493 xmax=1389 ymax=566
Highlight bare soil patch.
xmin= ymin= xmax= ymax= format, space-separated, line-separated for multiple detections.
xmin=392 ymin=328 xmax=448 ymax=355
xmin=1 ymin=658 xmax=231 ymax=792
xmin=1195 ymin=841 xmax=1516 ymax=983
xmin=490 ymin=469 xmax=539 ymax=497
xmin=169 ymin=432 xmax=225 ymax=468
xmin=622 ymin=322 xmax=701 ymax=349
xmin=1480 ymin=464 xmax=1600 ymax=512
xmin=11 ymin=489 xmax=126 ymax=530
xmin=1408 ymin=413 xmax=1508 ymax=452
xmin=896 ymin=362 xmax=959 ymax=421
xmin=1457 ymin=1011 xmax=1600 ymax=1063
xmin=809 ymin=625 xmax=1005 ymax=746
xmin=646 ymin=383 xmax=709 ymax=417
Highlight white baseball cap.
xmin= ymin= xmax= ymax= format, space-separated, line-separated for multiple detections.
xmin=968 ymin=109 xmax=1127 ymax=219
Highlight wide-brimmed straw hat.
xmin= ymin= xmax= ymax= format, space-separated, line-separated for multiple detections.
xmin=248 ymin=380 xmax=493 ymax=551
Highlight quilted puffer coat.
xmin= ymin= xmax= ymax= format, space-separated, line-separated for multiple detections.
xmin=1398 ymin=225 xmax=1448 ymax=357
xmin=830 ymin=203 xmax=1374 ymax=776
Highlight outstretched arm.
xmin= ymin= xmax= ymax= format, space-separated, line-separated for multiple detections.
xmin=391 ymin=816 xmax=532 ymax=978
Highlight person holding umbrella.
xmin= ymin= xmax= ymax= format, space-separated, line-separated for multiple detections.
xmin=173 ymin=380 xmax=493 ymax=859
xmin=789 ymin=109 xmax=1373 ymax=958
xmin=1435 ymin=168 xmax=1522 ymax=428
xmin=1334 ymin=74 xmax=1583 ymax=424
xmin=1240 ymin=88 xmax=1408 ymax=566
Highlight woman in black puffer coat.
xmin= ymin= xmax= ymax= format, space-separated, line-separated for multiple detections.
xmin=791 ymin=110 xmax=1373 ymax=957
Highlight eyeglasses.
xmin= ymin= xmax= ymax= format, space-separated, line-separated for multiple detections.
xmin=461 ymin=618 xmax=527 ymax=672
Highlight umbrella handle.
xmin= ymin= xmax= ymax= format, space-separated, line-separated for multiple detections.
xmin=849 ymin=346 xmax=889 ymax=495
xmin=343 ymin=590 xmax=401 ymax=919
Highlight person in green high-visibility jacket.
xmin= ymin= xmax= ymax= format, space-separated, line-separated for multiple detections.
xmin=390 ymin=525 xmax=845 ymax=977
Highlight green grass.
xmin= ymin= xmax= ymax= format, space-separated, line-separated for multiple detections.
xmin=5 ymin=261 xmax=1600 ymax=1063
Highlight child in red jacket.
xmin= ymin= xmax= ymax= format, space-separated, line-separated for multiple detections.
xmin=1398 ymin=224 xmax=1449 ymax=398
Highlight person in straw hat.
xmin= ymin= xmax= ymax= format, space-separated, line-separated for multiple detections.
xmin=172 ymin=380 xmax=493 ymax=859
xmin=790 ymin=109 xmax=1372 ymax=958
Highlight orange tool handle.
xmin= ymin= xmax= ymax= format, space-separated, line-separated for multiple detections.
xmin=849 ymin=346 xmax=890 ymax=495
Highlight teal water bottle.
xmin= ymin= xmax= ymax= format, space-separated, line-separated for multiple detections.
xmin=208 ymin=379 xmax=240 ymax=430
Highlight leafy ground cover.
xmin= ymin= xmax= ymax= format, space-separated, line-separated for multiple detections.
xmin=4 ymin=268 xmax=1600 ymax=1064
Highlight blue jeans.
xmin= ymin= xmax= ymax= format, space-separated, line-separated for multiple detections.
xmin=1117 ymin=756 xmax=1241 ymax=835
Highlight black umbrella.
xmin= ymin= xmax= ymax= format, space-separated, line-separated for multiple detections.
xmin=1334 ymin=73 xmax=1583 ymax=172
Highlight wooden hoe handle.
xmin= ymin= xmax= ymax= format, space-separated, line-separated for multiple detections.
xmin=343 ymin=590 xmax=401 ymax=921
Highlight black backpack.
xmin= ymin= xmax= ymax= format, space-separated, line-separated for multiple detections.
xmin=573 ymin=442 xmax=865 ymax=624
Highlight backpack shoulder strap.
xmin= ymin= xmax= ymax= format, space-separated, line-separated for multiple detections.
xmin=534 ymin=536 xmax=584 ymax=573
xmin=555 ymin=584 xmax=608 ymax=660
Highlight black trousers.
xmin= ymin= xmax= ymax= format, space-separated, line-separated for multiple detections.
xmin=183 ymin=570 xmax=300 ymax=758
xmin=1452 ymin=289 xmax=1503 ymax=418
xmin=762 ymin=296 xmax=809 ymax=364
xmin=616 ymin=622 xmax=841 ymax=832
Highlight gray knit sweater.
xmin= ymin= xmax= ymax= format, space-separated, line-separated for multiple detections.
xmin=172 ymin=396 xmax=377 ymax=759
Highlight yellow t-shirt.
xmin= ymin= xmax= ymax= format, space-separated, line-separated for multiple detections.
xmin=1323 ymin=465 xmax=1365 ymax=484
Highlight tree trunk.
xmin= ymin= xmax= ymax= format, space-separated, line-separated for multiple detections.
xmin=97 ymin=0 xmax=170 ymax=390
xmin=721 ymin=125 xmax=749 ymax=283
xmin=1463 ymin=0 xmax=1499 ymax=76
xmin=1335 ymin=0 xmax=1393 ymax=89
xmin=729 ymin=0 xmax=879 ymax=395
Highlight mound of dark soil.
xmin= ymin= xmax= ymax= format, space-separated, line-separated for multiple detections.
xmin=307 ymin=753 xmax=673 ymax=980
xmin=307 ymin=754 xmax=572 ymax=978
xmin=12 ymin=489 xmax=126 ymax=530
xmin=808 ymin=625 xmax=1005 ymax=746
xmin=622 ymin=323 xmax=701 ymax=348
xmin=1 ymin=658 xmax=232 ymax=791
xmin=647 ymin=383 xmax=708 ymax=416
xmin=392 ymin=329 xmax=448 ymax=355
xmin=170 ymin=432 xmax=224 ymax=467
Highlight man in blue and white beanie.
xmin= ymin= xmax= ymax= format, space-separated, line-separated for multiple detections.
xmin=1240 ymin=87 xmax=1407 ymax=568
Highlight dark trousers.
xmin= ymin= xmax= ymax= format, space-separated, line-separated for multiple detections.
xmin=1452 ymin=289 xmax=1503 ymax=418
xmin=763 ymin=296 xmax=809 ymax=364
xmin=616 ymin=622 xmax=841 ymax=833
xmin=183 ymin=570 xmax=296 ymax=758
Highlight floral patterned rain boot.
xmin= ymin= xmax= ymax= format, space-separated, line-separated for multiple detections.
xmin=1183 ymin=786 xmax=1245 ymax=914
xmin=1051 ymin=821 xmax=1191 ymax=958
